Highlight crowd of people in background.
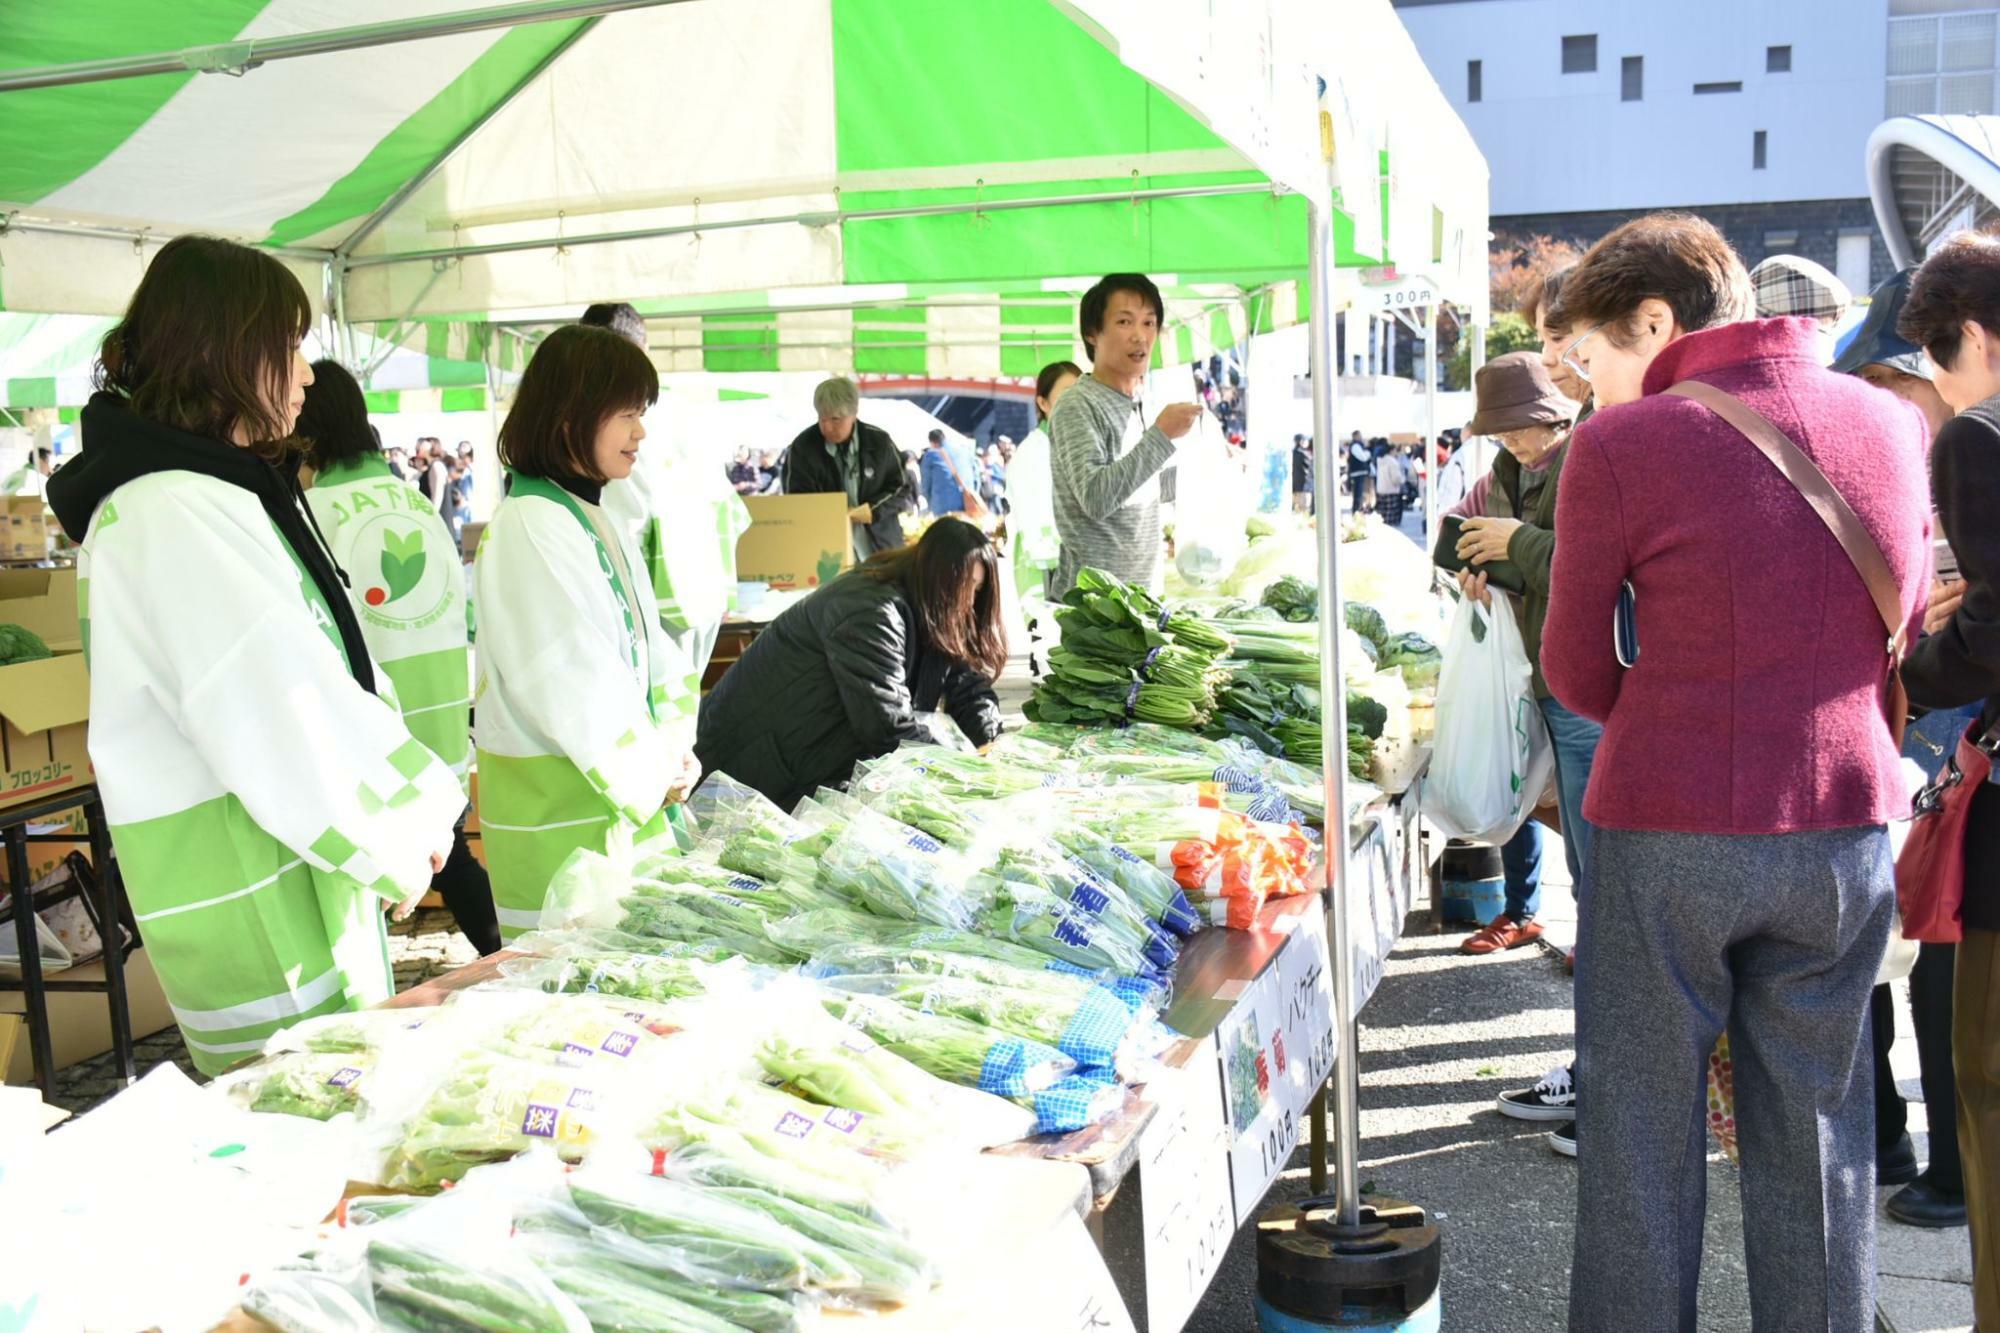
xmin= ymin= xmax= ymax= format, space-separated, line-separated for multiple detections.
xmin=382 ymin=434 xmax=475 ymax=542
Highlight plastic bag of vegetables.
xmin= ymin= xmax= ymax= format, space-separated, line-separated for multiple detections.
xmin=822 ymin=971 xmax=1151 ymax=1072
xmin=819 ymin=990 xmax=1074 ymax=1109
xmin=813 ymin=805 xmax=983 ymax=929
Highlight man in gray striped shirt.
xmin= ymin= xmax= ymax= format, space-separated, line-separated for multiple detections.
xmin=1050 ymin=273 xmax=1201 ymax=594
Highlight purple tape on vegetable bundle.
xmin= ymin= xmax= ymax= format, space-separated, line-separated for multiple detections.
xmin=1140 ymin=646 xmax=1163 ymax=680
xmin=1124 ymin=681 xmax=1143 ymax=720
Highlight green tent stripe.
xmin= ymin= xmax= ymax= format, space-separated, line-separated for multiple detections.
xmin=701 ymin=316 xmax=779 ymax=373
xmin=262 ymin=20 xmax=586 ymax=246
xmin=716 ymin=388 xmax=768 ymax=401
xmin=440 ymin=387 xmax=485 ymax=413
xmin=839 ymin=179 xmax=1308 ymax=289
xmin=0 ymin=1 xmax=270 ymax=205
xmin=364 ymin=390 xmax=401 ymax=414
xmin=5 ymin=378 xmax=56 ymax=409
xmin=1210 ymin=307 xmax=1238 ymax=353
xmin=853 ymin=303 xmax=927 ymax=374
xmin=425 ymin=355 xmax=486 ymax=387
xmin=833 ymin=0 xmax=1225 ymax=174
xmin=57 ymin=406 xmax=80 ymax=425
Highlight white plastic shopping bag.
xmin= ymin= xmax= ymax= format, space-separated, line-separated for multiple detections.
xmin=1425 ymin=594 xmax=1554 ymax=844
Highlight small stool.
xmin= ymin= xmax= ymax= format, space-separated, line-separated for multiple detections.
xmin=0 ymin=785 xmax=136 ymax=1101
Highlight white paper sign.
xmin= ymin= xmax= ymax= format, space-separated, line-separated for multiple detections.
xmin=1029 ymin=1212 xmax=1138 ymax=1333
xmin=1137 ymin=1038 xmax=1236 ymax=1332
xmin=1219 ymin=908 xmax=1337 ymax=1220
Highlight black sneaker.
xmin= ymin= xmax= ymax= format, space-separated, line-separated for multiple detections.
xmin=1549 ymin=1120 xmax=1577 ymax=1157
xmin=1497 ymin=1063 xmax=1576 ymax=1122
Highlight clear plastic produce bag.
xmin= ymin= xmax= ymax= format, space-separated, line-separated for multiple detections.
xmin=1425 ymin=593 xmax=1554 ymax=845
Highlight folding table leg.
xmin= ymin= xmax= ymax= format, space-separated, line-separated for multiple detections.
xmin=85 ymin=801 xmax=134 ymax=1085
xmin=7 ymin=826 xmax=55 ymax=1101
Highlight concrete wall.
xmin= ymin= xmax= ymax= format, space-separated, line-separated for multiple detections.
xmin=1393 ymin=0 xmax=1890 ymax=216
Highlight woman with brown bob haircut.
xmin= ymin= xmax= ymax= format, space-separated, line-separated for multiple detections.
xmin=44 ymin=236 xmax=464 ymax=1072
xmin=472 ymin=323 xmax=701 ymax=940
xmin=1538 ymin=212 xmax=1931 ymax=1329
xmin=696 ymin=516 xmax=1005 ymax=812
xmin=1896 ymin=227 xmax=2000 ymax=1326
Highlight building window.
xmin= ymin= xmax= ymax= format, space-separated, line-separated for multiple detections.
xmin=1468 ymin=59 xmax=1482 ymax=102
xmin=1562 ymin=34 xmax=1597 ymax=74
xmin=1753 ymin=130 xmax=1768 ymax=169
xmin=1767 ymin=44 xmax=1792 ymax=72
xmin=1694 ymin=81 xmax=1745 ymax=93
xmin=1837 ymin=233 xmax=1873 ymax=295
xmin=1622 ymin=55 xmax=1644 ymax=100
xmin=1888 ymin=11 xmax=1999 ymax=116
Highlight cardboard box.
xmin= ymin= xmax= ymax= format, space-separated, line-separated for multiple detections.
xmin=1 ymin=945 xmax=175 ymax=1085
xmin=736 ymin=493 xmax=853 ymax=591
xmin=0 ymin=497 xmax=50 ymax=562
xmin=0 ymin=569 xmax=90 ymax=814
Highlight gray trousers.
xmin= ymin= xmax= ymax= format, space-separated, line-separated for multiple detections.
xmin=1570 ymin=826 xmax=1893 ymax=1333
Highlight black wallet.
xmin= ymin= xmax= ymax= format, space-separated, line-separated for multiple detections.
xmin=1433 ymin=514 xmax=1528 ymax=595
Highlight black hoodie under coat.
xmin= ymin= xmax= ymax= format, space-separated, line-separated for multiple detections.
xmin=49 ymin=393 xmax=376 ymax=695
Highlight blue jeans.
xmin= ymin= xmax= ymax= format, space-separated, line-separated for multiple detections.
xmin=1539 ymin=695 xmax=1604 ymax=906
xmin=1502 ymin=819 xmax=1544 ymax=923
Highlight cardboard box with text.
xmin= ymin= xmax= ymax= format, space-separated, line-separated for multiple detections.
xmin=736 ymin=494 xmax=852 ymax=591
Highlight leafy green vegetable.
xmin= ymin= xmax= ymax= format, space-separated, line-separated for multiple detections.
xmin=1346 ymin=691 xmax=1389 ymax=740
xmin=0 ymin=624 xmax=51 ymax=666
xmin=365 ymin=1233 xmax=580 ymax=1333
xmin=1344 ymin=602 xmax=1391 ymax=651
xmin=567 ymin=1173 xmax=860 ymax=1291
xmin=1260 ymin=574 xmax=1319 ymax=622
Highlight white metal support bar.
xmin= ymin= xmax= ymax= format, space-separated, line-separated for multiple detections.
xmin=342 ymin=182 xmax=1286 ymax=271
xmin=0 ymin=0 xmax=684 ymax=93
xmin=1307 ymin=195 xmax=1362 ymax=1228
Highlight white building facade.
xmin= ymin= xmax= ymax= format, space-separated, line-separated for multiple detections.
xmin=1392 ymin=0 xmax=2000 ymax=292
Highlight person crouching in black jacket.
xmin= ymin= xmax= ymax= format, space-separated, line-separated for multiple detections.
xmin=696 ymin=518 xmax=1007 ymax=811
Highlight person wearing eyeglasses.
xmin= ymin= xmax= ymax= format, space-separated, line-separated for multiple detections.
xmin=1540 ymin=213 xmax=1931 ymax=1331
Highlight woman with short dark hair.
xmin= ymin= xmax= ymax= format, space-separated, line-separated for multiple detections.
xmin=1541 ymin=212 xmax=1932 ymax=1329
xmin=1896 ymin=228 xmax=2000 ymax=1329
xmin=697 ymin=518 xmax=1006 ymax=811
xmin=474 ymin=324 xmax=701 ymax=941
xmin=46 ymin=237 xmax=464 ymax=1071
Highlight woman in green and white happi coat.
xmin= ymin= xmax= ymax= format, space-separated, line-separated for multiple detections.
xmin=474 ymin=325 xmax=701 ymax=940
xmin=583 ymin=302 xmax=751 ymax=689
xmin=46 ymin=238 xmax=463 ymax=1075
xmin=298 ymin=360 xmax=500 ymax=956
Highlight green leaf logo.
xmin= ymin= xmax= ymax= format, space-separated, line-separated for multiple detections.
xmin=377 ymin=527 xmax=427 ymax=605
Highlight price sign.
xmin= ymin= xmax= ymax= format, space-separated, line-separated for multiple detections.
xmin=1138 ymin=1037 xmax=1236 ymax=1332
xmin=1219 ymin=909 xmax=1337 ymax=1220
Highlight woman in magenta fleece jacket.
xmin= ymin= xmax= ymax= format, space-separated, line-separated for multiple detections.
xmin=1540 ymin=214 xmax=1931 ymax=1333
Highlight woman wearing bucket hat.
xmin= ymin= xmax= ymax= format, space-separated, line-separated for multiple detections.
xmin=1433 ymin=350 xmax=1608 ymax=1150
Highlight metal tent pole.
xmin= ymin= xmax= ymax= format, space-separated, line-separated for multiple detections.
xmin=1305 ymin=197 xmax=1361 ymax=1226
xmin=1468 ymin=320 xmax=1489 ymax=484
xmin=341 ymin=181 xmax=1284 ymax=271
xmin=1423 ymin=301 xmax=1439 ymax=555
xmin=0 ymin=0 xmax=687 ymax=93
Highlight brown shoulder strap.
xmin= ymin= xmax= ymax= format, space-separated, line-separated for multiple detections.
xmin=1665 ymin=380 xmax=1908 ymax=658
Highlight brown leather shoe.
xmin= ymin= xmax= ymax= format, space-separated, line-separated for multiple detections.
xmin=1462 ymin=915 xmax=1544 ymax=955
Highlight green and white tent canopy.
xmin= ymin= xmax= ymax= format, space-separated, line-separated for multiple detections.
xmin=0 ymin=310 xmax=507 ymax=416
xmin=0 ymin=0 xmax=1487 ymax=378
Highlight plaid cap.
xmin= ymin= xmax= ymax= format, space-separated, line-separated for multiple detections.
xmin=1751 ymin=254 xmax=1853 ymax=325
